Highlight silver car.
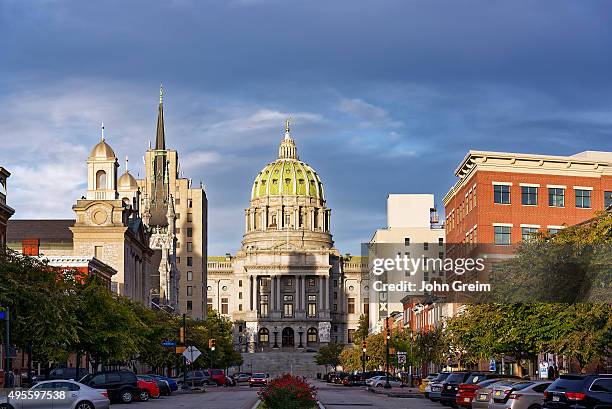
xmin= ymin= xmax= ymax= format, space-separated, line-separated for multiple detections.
xmin=489 ymin=381 xmax=550 ymax=409
xmin=472 ymin=380 xmax=521 ymax=409
xmin=430 ymin=372 xmax=452 ymax=402
xmin=366 ymin=375 xmax=403 ymax=388
xmin=0 ymin=380 xmax=110 ymax=409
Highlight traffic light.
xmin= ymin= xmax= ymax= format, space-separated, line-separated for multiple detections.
xmin=385 ymin=328 xmax=391 ymax=344
xmin=362 ymin=340 xmax=367 ymax=351
xmin=179 ymin=327 xmax=185 ymax=344
xmin=209 ymin=338 xmax=216 ymax=350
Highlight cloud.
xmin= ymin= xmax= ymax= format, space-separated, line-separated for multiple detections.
xmin=336 ymin=98 xmax=403 ymax=128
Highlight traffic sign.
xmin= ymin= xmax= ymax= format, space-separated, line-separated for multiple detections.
xmin=176 ymin=346 xmax=186 ymax=354
xmin=161 ymin=340 xmax=176 ymax=347
xmin=0 ymin=307 xmax=6 ymax=320
xmin=183 ymin=346 xmax=201 ymax=363
xmin=397 ymin=351 xmax=407 ymax=364
xmin=489 ymin=359 xmax=496 ymax=372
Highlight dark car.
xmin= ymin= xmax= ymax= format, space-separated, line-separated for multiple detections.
xmin=543 ymin=374 xmax=612 ymax=409
xmin=325 ymin=372 xmax=337 ymax=383
xmin=178 ymin=370 xmax=210 ymax=387
xmin=456 ymin=373 xmax=522 ymax=408
xmin=430 ymin=372 xmax=453 ymax=402
xmin=440 ymin=372 xmax=471 ymax=406
xmin=333 ymin=372 xmax=350 ymax=384
xmin=140 ymin=374 xmax=171 ymax=396
xmin=79 ymin=369 xmax=139 ymax=404
xmin=149 ymin=374 xmax=178 ymax=393
xmin=343 ymin=374 xmax=367 ymax=387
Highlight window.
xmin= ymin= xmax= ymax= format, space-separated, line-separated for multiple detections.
xmin=605 ymin=191 xmax=612 ymax=208
xmin=308 ymin=278 xmax=316 ymax=286
xmin=423 ymin=242 xmax=429 ymax=250
xmin=494 ymin=184 xmax=511 ymax=204
xmin=221 ymin=298 xmax=228 ymax=314
xmin=521 ymin=227 xmax=538 ymax=241
xmin=575 ymin=189 xmax=591 ymax=208
xmin=187 ymin=271 xmax=193 ymax=281
xmin=238 ymin=304 xmax=242 ymax=311
xmin=94 ymin=245 xmax=103 ymax=260
xmin=494 ymin=226 xmax=511 ymax=245
xmin=363 ymin=298 xmax=369 ymax=315
xmin=548 ymin=188 xmax=565 ymax=207
xmin=333 ymin=279 xmax=338 ymax=287
xmin=348 ymin=329 xmax=356 ymax=343
xmin=187 ymin=228 xmax=193 ymax=237
xmin=591 ymin=378 xmax=612 ymax=392
xmin=187 ymin=286 xmax=193 ymax=296
xmin=187 ymin=213 xmax=193 ymax=222
xmin=95 ymin=170 xmax=107 ymax=190
xmin=308 ymin=302 xmax=317 ymax=317
xmin=238 ymin=292 xmax=242 ymax=299
xmin=333 ymin=304 xmax=338 ymax=311
xmin=438 ymin=237 xmax=443 ymax=246
xmin=185 ymin=242 xmax=192 ymax=252
xmin=521 ymin=186 xmax=538 ymax=205
xmin=348 ymin=298 xmax=355 ymax=314
xmin=548 ymin=228 xmax=560 ymax=235
xmin=187 ymin=301 xmax=193 ymax=310
xmin=176 ymin=241 xmax=181 ymax=248
xmin=334 ymin=292 xmax=338 ymax=300
xmin=283 ymin=303 xmax=293 ymax=318
xmin=260 ymin=295 xmax=269 ymax=317
xmin=187 ymin=257 xmax=193 ymax=266
xmin=188 ymin=199 xmax=193 ymax=208
xmin=176 ymin=213 xmax=180 ymax=219
xmin=285 ymin=278 xmax=292 ymax=286
xmin=404 ymin=237 xmax=410 ymax=246
xmin=258 ymin=328 xmax=269 ymax=345
xmin=307 ymin=328 xmax=318 ymax=345
xmin=176 ymin=228 xmax=181 ymax=234
xmin=207 ymin=298 xmax=213 ymax=311
xmin=238 ymin=280 xmax=242 ymax=287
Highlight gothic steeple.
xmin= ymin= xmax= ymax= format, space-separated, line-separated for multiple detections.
xmin=156 ymin=83 xmax=166 ymax=150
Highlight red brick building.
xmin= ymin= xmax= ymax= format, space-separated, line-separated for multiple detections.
xmin=444 ymin=150 xmax=612 ymax=246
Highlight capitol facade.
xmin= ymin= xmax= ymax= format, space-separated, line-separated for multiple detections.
xmin=207 ymin=121 xmax=368 ymax=352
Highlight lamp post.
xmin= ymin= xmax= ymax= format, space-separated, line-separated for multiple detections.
xmin=298 ymin=326 xmax=304 ymax=348
xmin=361 ymin=341 xmax=367 ymax=376
xmin=273 ymin=326 xmax=279 ymax=348
xmin=384 ymin=319 xmax=391 ymax=389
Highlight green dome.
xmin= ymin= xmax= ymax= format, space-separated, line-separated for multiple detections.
xmin=251 ymin=159 xmax=325 ymax=200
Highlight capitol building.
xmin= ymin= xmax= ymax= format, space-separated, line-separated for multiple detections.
xmin=208 ymin=121 xmax=368 ymax=352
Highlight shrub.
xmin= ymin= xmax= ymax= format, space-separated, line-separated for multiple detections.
xmin=257 ymin=373 xmax=317 ymax=409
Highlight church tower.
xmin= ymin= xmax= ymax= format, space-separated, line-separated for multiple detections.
xmin=86 ymin=124 xmax=119 ymax=201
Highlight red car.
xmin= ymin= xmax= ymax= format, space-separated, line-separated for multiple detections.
xmin=249 ymin=372 xmax=268 ymax=387
xmin=137 ymin=375 xmax=160 ymax=401
xmin=209 ymin=369 xmax=227 ymax=386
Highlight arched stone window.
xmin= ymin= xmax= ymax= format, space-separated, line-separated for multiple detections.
xmin=307 ymin=327 xmax=318 ymax=346
xmin=258 ymin=328 xmax=269 ymax=346
xmin=96 ymin=170 xmax=107 ymax=190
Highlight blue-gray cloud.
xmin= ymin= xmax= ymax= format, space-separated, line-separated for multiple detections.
xmin=1 ymin=0 xmax=611 ymax=255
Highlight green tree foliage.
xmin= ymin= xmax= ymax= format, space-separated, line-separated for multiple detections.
xmin=315 ymin=342 xmax=344 ymax=370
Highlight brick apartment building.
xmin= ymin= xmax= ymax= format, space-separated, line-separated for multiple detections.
xmin=444 ymin=150 xmax=612 ymax=247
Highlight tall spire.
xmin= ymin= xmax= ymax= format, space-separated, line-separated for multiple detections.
xmin=155 ymin=83 xmax=166 ymax=150
xmin=278 ymin=118 xmax=298 ymax=159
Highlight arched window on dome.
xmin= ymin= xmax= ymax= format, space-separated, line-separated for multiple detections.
xmin=307 ymin=327 xmax=318 ymax=346
xmin=96 ymin=170 xmax=107 ymax=190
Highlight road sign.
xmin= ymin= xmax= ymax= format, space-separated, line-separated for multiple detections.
xmin=397 ymin=351 xmax=407 ymax=364
xmin=183 ymin=346 xmax=201 ymax=363
xmin=175 ymin=346 xmax=186 ymax=354
xmin=0 ymin=308 xmax=6 ymax=320
xmin=161 ymin=340 xmax=176 ymax=347
xmin=489 ymin=359 xmax=496 ymax=372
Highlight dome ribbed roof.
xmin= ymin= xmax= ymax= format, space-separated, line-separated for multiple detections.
xmin=251 ymin=159 xmax=325 ymax=200
xmin=118 ymin=171 xmax=138 ymax=190
xmin=89 ymin=140 xmax=116 ymax=159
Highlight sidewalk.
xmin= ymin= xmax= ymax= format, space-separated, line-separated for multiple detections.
xmin=367 ymin=385 xmax=423 ymax=398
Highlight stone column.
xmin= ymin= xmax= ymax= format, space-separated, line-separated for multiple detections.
xmin=276 ymin=276 xmax=281 ymax=310
xmin=302 ymin=276 xmax=307 ymax=310
xmin=263 ymin=206 xmax=268 ymax=231
xmin=270 ymin=275 xmax=276 ymax=312
xmin=245 ymin=210 xmax=249 ymax=232
xmin=249 ymin=276 xmax=254 ymax=311
xmin=252 ymin=275 xmax=258 ymax=312
xmin=310 ymin=208 xmax=315 ymax=231
xmin=323 ymin=276 xmax=329 ymax=310
xmin=319 ymin=276 xmax=324 ymax=309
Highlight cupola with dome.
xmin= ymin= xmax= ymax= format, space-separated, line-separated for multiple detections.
xmin=243 ymin=119 xmax=332 ymax=250
xmin=86 ymin=123 xmax=119 ymax=201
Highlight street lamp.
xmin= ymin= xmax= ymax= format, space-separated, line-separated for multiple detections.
xmin=298 ymin=326 xmax=304 ymax=348
xmin=361 ymin=340 xmax=367 ymax=376
xmin=384 ymin=322 xmax=391 ymax=389
xmin=273 ymin=326 xmax=279 ymax=348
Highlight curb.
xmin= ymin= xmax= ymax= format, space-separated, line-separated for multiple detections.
xmin=367 ymin=387 xmax=424 ymax=399
xmin=318 ymin=401 xmax=326 ymax=409
xmin=250 ymin=399 xmax=260 ymax=409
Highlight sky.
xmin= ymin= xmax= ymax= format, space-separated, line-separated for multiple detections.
xmin=1 ymin=0 xmax=612 ymax=255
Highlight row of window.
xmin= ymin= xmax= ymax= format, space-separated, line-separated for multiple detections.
xmin=493 ymin=225 xmax=562 ymax=245
xmin=175 ymin=227 xmax=194 ymax=237
xmin=176 ymin=241 xmax=194 ymax=252
xmin=494 ymin=184 xmax=606 ymax=209
xmin=175 ymin=212 xmax=194 ymax=221
xmin=447 ymin=185 xmax=478 ymax=232
xmin=403 ymin=237 xmax=444 ymax=248
xmin=174 ymin=198 xmax=194 ymax=208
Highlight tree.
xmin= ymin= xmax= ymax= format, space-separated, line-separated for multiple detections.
xmin=315 ymin=342 xmax=344 ymax=371
xmin=354 ymin=314 xmax=369 ymax=343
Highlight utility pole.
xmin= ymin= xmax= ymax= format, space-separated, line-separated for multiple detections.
xmin=361 ymin=340 xmax=367 ymax=376
xmin=182 ymin=313 xmax=187 ymax=388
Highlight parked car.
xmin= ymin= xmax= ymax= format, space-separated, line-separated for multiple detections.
xmin=79 ymin=369 xmax=139 ymax=404
xmin=148 ymin=374 xmax=177 ymax=394
xmin=209 ymin=369 xmax=227 ymax=386
xmin=501 ymin=381 xmax=552 ymax=409
xmin=421 ymin=373 xmax=439 ymax=396
xmin=325 ymin=372 xmax=337 ymax=383
xmin=44 ymin=367 xmax=90 ymax=381
xmin=472 ymin=379 xmax=521 ymax=409
xmin=177 ymin=370 xmax=209 ymax=387
xmin=0 ymin=379 xmax=110 ymax=409
xmin=249 ymin=372 xmax=268 ymax=387
xmin=342 ymin=374 xmax=366 ymax=386
xmin=430 ymin=372 xmax=452 ymax=402
xmin=490 ymin=381 xmax=539 ymax=409
xmin=137 ymin=375 xmax=161 ymax=400
xmin=456 ymin=373 xmax=523 ymax=408
xmin=366 ymin=375 xmax=404 ymax=388
xmin=440 ymin=371 xmax=471 ymax=406
xmin=233 ymin=373 xmax=252 ymax=383
xmin=332 ymin=372 xmax=350 ymax=384
xmin=543 ymin=374 xmax=612 ymax=409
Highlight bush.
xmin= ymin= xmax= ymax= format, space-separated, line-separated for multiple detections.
xmin=258 ymin=374 xmax=317 ymax=409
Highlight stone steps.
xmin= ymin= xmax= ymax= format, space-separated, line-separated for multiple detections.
xmin=237 ymin=351 xmax=328 ymax=378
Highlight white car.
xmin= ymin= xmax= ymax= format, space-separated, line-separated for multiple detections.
xmin=366 ymin=375 xmax=404 ymax=388
xmin=0 ymin=380 xmax=110 ymax=409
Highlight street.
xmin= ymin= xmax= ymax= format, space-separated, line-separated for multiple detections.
xmin=111 ymin=381 xmax=441 ymax=409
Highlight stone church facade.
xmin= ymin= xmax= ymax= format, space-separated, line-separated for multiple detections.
xmin=208 ymin=121 xmax=369 ymax=351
